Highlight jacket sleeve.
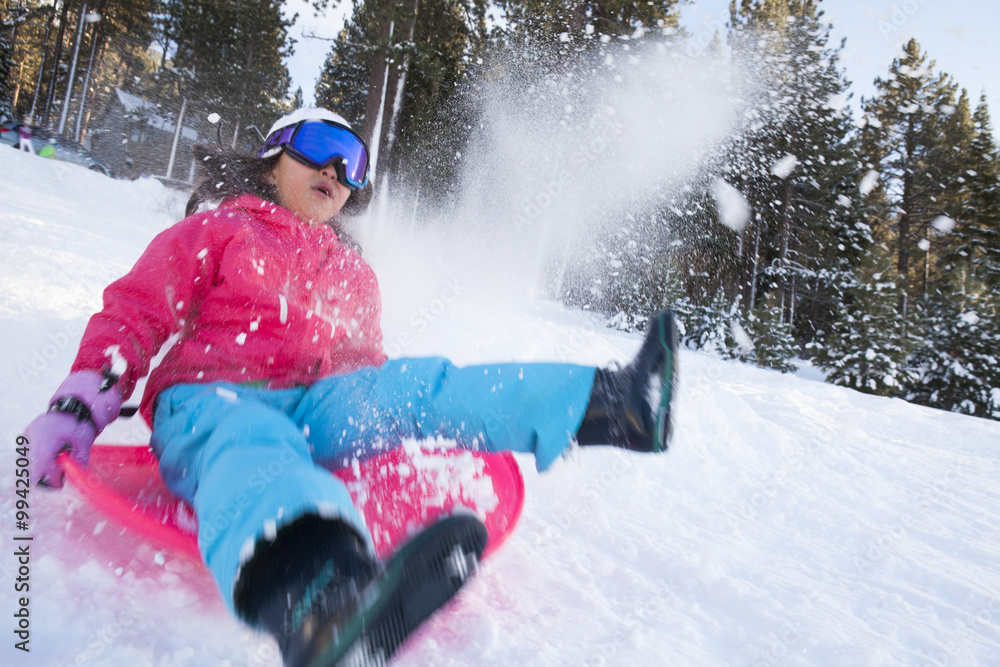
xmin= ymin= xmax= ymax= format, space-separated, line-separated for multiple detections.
xmin=71 ymin=212 xmax=229 ymax=400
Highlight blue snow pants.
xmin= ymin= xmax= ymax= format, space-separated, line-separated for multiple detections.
xmin=150 ymin=356 xmax=595 ymax=613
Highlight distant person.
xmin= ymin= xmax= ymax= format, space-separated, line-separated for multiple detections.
xmin=18 ymin=117 xmax=34 ymax=154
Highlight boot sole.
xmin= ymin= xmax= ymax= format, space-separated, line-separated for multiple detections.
xmin=653 ymin=311 xmax=679 ymax=453
xmin=305 ymin=515 xmax=488 ymax=667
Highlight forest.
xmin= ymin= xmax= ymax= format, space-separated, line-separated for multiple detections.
xmin=2 ymin=0 xmax=998 ymax=421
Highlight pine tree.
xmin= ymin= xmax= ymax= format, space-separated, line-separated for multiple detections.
xmin=744 ymin=291 xmax=797 ymax=372
xmin=316 ymin=0 xmax=487 ymax=199
xmin=164 ymin=0 xmax=294 ymax=149
xmin=860 ymin=38 xmax=964 ymax=312
xmin=725 ymin=1 xmax=868 ymax=348
xmin=676 ymin=289 xmax=740 ymax=357
xmin=0 ymin=0 xmax=33 ymax=120
xmin=315 ymin=18 xmax=369 ymax=124
xmin=0 ymin=6 xmax=18 ymax=120
xmin=814 ymin=242 xmax=915 ymax=395
xmin=495 ymin=0 xmax=682 ymax=41
xmin=905 ymin=295 xmax=1000 ymax=420
xmin=961 ymin=96 xmax=1000 ymax=288
xmin=900 ymin=94 xmax=1000 ymax=420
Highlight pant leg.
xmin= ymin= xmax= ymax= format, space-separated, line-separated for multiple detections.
xmin=296 ymin=357 xmax=596 ymax=472
xmin=151 ymin=382 xmax=371 ymax=614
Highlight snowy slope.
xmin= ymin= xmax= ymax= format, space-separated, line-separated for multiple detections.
xmin=2 ymin=148 xmax=1000 ymax=667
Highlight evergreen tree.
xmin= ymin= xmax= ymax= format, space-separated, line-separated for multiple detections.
xmin=906 ymin=293 xmax=1000 ymax=421
xmin=860 ymin=38 xmax=964 ymax=311
xmin=0 ymin=2 xmax=22 ymax=120
xmin=316 ymin=0 xmax=488 ymax=200
xmin=726 ymin=0 xmax=868 ymax=348
xmin=814 ymin=241 xmax=915 ymax=395
xmin=900 ymin=94 xmax=1000 ymax=420
xmin=496 ymin=0 xmax=682 ymax=41
xmin=918 ymin=88 xmax=978 ymax=295
xmin=957 ymin=95 xmax=1000 ymax=289
xmin=315 ymin=7 xmax=372 ymax=126
xmin=164 ymin=0 xmax=294 ymax=149
xmin=676 ymin=289 xmax=740 ymax=357
xmin=744 ymin=291 xmax=798 ymax=372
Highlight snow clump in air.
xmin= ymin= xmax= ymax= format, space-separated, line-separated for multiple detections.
xmin=712 ymin=178 xmax=751 ymax=231
xmin=859 ymin=169 xmax=880 ymax=195
xmin=932 ymin=215 xmax=956 ymax=234
xmin=770 ymin=154 xmax=799 ymax=179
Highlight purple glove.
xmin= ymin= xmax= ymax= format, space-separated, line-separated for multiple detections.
xmin=23 ymin=370 xmax=122 ymax=488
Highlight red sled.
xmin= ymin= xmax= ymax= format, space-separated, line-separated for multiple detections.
xmin=58 ymin=443 xmax=524 ymax=563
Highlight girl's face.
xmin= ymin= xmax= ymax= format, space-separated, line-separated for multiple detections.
xmin=270 ymin=152 xmax=352 ymax=224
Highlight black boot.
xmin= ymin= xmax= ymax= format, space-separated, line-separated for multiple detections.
xmin=575 ymin=310 xmax=678 ymax=453
xmin=234 ymin=514 xmax=488 ymax=667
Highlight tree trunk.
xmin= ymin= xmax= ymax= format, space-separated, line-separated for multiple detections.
xmin=749 ymin=222 xmax=761 ymax=309
xmin=29 ymin=1 xmax=57 ymax=119
xmin=79 ymin=35 xmax=109 ymax=141
xmin=897 ymin=114 xmax=915 ymax=312
xmin=775 ymin=176 xmax=793 ymax=318
xmin=12 ymin=60 xmax=25 ymax=110
xmin=42 ymin=0 xmax=72 ymax=126
xmin=380 ymin=0 xmax=419 ymax=182
xmin=359 ymin=0 xmax=420 ymax=207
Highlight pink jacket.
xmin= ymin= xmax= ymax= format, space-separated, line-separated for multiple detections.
xmin=71 ymin=194 xmax=386 ymax=425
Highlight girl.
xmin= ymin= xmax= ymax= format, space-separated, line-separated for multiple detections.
xmin=24 ymin=107 xmax=678 ymax=667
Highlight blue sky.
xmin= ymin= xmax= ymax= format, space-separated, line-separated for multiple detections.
xmin=283 ymin=0 xmax=350 ymax=105
xmin=684 ymin=0 xmax=999 ymax=115
xmin=285 ymin=0 xmax=999 ymax=118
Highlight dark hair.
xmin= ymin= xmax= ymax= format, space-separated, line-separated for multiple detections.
xmin=185 ymin=143 xmax=365 ymax=254
xmin=185 ymin=144 xmax=280 ymax=216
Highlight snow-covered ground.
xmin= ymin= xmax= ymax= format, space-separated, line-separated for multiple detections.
xmin=2 ymin=147 xmax=1000 ymax=667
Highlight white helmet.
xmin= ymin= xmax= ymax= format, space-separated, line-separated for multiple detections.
xmin=259 ymin=107 xmax=353 ymax=158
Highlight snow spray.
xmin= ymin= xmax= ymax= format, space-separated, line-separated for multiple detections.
xmin=352 ymin=39 xmax=752 ymax=351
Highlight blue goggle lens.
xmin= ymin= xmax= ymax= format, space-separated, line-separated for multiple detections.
xmin=260 ymin=120 xmax=370 ymax=190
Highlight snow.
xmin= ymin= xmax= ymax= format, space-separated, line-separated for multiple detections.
xmin=960 ymin=311 xmax=981 ymax=326
xmin=860 ymin=169 xmax=881 ymax=195
xmin=932 ymin=215 xmax=957 ymax=234
xmin=711 ymin=178 xmax=752 ymax=231
xmin=4 ymin=141 xmax=1000 ymax=667
xmin=826 ymin=93 xmax=848 ymax=112
xmin=770 ymin=154 xmax=799 ymax=179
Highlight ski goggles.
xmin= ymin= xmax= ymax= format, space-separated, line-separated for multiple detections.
xmin=258 ymin=120 xmax=370 ymax=190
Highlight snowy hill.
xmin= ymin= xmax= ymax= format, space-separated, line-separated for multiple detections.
xmin=2 ymin=148 xmax=1000 ymax=667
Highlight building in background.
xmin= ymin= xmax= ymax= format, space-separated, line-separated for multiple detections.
xmin=89 ymin=88 xmax=200 ymax=182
